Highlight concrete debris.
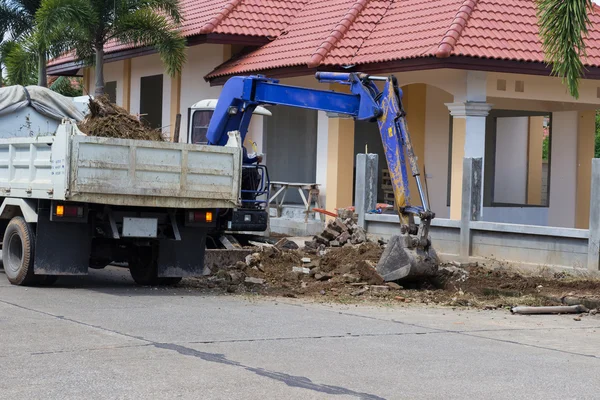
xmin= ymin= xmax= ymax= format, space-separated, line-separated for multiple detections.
xmin=245 ymin=253 xmax=261 ymax=267
xmin=301 ymin=257 xmax=311 ymax=263
xmin=275 ymin=238 xmax=299 ymax=250
xmin=386 ymin=282 xmax=403 ymax=290
xmin=292 ymin=267 xmax=311 ymax=274
xmin=370 ymin=285 xmax=390 ymax=293
xmin=351 ymin=287 xmax=369 ymax=296
xmin=245 ymin=277 xmax=265 ymax=285
xmin=306 ymin=218 xmax=370 ymax=248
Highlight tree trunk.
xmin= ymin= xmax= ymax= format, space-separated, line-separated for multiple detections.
xmin=94 ymin=46 xmax=105 ymax=96
xmin=38 ymin=52 xmax=47 ymax=87
xmin=0 ymin=65 xmax=4 ymax=87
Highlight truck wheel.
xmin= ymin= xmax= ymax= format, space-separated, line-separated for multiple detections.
xmin=3 ymin=217 xmax=37 ymax=286
xmin=128 ymin=247 xmax=182 ymax=286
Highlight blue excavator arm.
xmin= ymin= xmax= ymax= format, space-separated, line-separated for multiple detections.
xmin=206 ymin=72 xmax=434 ymax=245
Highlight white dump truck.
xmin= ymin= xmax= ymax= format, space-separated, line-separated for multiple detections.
xmin=0 ymin=86 xmax=251 ymax=286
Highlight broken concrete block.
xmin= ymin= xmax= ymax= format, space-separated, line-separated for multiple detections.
xmin=292 ymin=267 xmax=310 ymax=274
xmin=322 ymin=228 xmax=340 ymax=241
xmin=314 ymin=235 xmax=330 ymax=246
xmin=336 ymin=231 xmax=351 ymax=244
xmin=386 ymin=282 xmax=403 ymax=290
xmin=330 ymin=240 xmax=341 ymax=247
xmin=351 ymin=287 xmax=369 ymax=296
xmin=304 ymin=240 xmax=319 ymax=250
xmin=314 ymin=272 xmax=333 ymax=281
xmin=244 ymin=277 xmax=265 ymax=285
xmin=331 ymin=218 xmax=349 ymax=233
xmin=356 ymin=260 xmax=385 ymax=285
xmin=275 ymin=238 xmax=299 ymax=250
xmin=301 ymin=257 xmax=311 ymax=263
xmin=342 ymin=273 xmax=360 ymax=283
xmin=370 ymin=285 xmax=390 ymax=293
xmin=228 ymin=271 xmax=243 ymax=285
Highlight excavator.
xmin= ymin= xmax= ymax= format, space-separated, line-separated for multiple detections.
xmin=206 ymin=72 xmax=439 ymax=282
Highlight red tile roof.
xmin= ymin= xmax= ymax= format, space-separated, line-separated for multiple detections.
xmin=207 ymin=0 xmax=600 ymax=79
xmin=49 ymin=0 xmax=307 ymax=67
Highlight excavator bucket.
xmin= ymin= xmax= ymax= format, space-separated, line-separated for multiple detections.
xmin=376 ymin=235 xmax=439 ymax=282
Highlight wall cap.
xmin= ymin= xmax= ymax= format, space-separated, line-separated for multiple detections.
xmin=445 ymin=102 xmax=493 ymax=117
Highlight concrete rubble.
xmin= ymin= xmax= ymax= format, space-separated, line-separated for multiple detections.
xmin=305 ymin=218 xmax=370 ymax=250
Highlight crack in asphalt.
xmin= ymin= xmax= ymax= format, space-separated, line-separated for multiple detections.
xmin=320 ymin=309 xmax=600 ymax=360
xmin=0 ymin=299 xmax=386 ymax=400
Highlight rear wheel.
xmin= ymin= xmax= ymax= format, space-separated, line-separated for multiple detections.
xmin=128 ymin=246 xmax=181 ymax=286
xmin=3 ymin=217 xmax=37 ymax=286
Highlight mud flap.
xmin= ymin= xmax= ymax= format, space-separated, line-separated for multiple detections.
xmin=376 ymin=235 xmax=439 ymax=282
xmin=34 ymin=211 xmax=93 ymax=275
xmin=157 ymin=227 xmax=207 ymax=277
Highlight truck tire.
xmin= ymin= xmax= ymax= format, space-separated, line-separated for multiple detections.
xmin=3 ymin=217 xmax=37 ymax=286
xmin=128 ymin=247 xmax=182 ymax=286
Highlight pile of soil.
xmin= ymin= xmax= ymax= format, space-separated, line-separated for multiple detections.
xmin=78 ymin=95 xmax=164 ymax=141
xmin=183 ymin=241 xmax=600 ymax=310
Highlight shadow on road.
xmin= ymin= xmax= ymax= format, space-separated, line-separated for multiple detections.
xmin=0 ymin=266 xmax=231 ymax=299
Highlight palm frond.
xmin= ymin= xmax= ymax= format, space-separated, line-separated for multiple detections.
xmin=36 ymin=0 xmax=97 ymax=40
xmin=0 ymin=1 xmax=33 ymax=38
xmin=119 ymin=0 xmax=182 ymax=24
xmin=4 ymin=40 xmax=38 ymax=85
xmin=537 ymin=0 xmax=594 ymax=98
xmin=114 ymin=8 xmax=186 ymax=76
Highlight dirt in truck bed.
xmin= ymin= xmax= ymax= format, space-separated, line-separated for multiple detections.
xmin=78 ymin=95 xmax=164 ymax=141
xmin=182 ymin=239 xmax=600 ymax=310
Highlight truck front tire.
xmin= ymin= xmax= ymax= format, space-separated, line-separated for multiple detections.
xmin=3 ymin=217 xmax=37 ymax=286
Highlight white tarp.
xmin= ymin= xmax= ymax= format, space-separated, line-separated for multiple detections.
xmin=0 ymin=85 xmax=85 ymax=122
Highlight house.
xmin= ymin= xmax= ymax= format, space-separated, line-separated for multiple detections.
xmin=48 ymin=0 xmax=600 ymax=231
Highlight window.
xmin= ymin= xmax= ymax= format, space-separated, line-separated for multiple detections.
xmin=105 ymin=81 xmax=117 ymax=104
xmin=139 ymin=74 xmax=163 ymax=129
xmin=485 ymin=110 xmax=551 ymax=207
xmin=189 ymin=110 xmax=213 ymax=144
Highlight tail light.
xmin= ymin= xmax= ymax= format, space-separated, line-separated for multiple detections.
xmin=55 ymin=204 xmax=84 ymax=218
xmin=188 ymin=210 xmax=213 ymax=223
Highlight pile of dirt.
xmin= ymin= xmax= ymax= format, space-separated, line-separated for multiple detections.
xmin=183 ymin=241 xmax=600 ymax=310
xmin=78 ymin=95 xmax=164 ymax=141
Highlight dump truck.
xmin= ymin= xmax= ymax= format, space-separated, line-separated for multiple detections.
xmin=0 ymin=86 xmax=257 ymax=286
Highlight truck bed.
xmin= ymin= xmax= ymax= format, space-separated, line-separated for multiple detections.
xmin=0 ymin=122 xmax=241 ymax=209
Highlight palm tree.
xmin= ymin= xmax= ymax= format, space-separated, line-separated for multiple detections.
xmin=0 ymin=0 xmax=48 ymax=86
xmin=1 ymin=39 xmax=38 ymax=86
xmin=537 ymin=0 xmax=594 ymax=99
xmin=36 ymin=0 xmax=186 ymax=96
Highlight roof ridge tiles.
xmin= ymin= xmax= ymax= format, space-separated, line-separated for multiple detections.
xmin=199 ymin=0 xmax=242 ymax=34
xmin=307 ymin=0 xmax=371 ymax=68
xmin=435 ymin=0 xmax=478 ymax=58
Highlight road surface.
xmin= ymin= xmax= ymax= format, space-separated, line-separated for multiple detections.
xmin=1 ymin=267 xmax=599 ymax=399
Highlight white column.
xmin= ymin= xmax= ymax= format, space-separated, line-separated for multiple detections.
xmin=446 ymin=102 xmax=493 ymax=220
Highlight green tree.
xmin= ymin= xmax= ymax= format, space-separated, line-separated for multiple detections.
xmin=50 ymin=76 xmax=83 ymax=97
xmin=0 ymin=0 xmax=48 ymax=86
xmin=537 ymin=0 xmax=594 ymax=99
xmin=36 ymin=0 xmax=186 ymax=96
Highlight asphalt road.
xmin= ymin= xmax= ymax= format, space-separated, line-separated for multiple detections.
xmin=1 ymin=267 xmax=599 ymax=400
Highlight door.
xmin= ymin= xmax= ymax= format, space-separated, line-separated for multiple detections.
xmin=139 ymin=75 xmax=163 ymax=130
xmin=265 ymin=106 xmax=318 ymax=204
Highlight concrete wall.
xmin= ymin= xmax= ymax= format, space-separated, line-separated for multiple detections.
xmin=494 ymin=116 xmax=529 ymax=204
xmin=549 ymin=111 xmax=578 ymax=227
xmin=179 ymin=44 xmax=226 ymax=143
xmin=483 ymin=207 xmax=548 ymax=226
xmin=129 ymin=53 xmax=172 ymax=136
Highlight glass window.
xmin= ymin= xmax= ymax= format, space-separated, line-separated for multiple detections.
xmin=190 ymin=110 xmax=213 ymax=144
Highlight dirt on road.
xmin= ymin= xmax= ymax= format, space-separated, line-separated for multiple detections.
xmin=183 ymin=241 xmax=600 ymax=310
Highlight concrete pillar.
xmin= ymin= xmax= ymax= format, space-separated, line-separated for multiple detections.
xmin=446 ymin=102 xmax=492 ymax=220
xmin=587 ymin=159 xmax=600 ymax=271
xmin=527 ymin=116 xmax=544 ymax=204
xmin=325 ymin=115 xmax=355 ymax=215
xmin=402 ymin=84 xmax=427 ymax=206
xmin=460 ymin=157 xmax=482 ymax=260
xmin=315 ymin=111 xmax=329 ymax=207
xmin=576 ymin=111 xmax=596 ymax=229
xmin=122 ymin=59 xmax=131 ymax=112
xmin=169 ymin=72 xmax=182 ymax=141
xmin=355 ymin=153 xmax=378 ymax=228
